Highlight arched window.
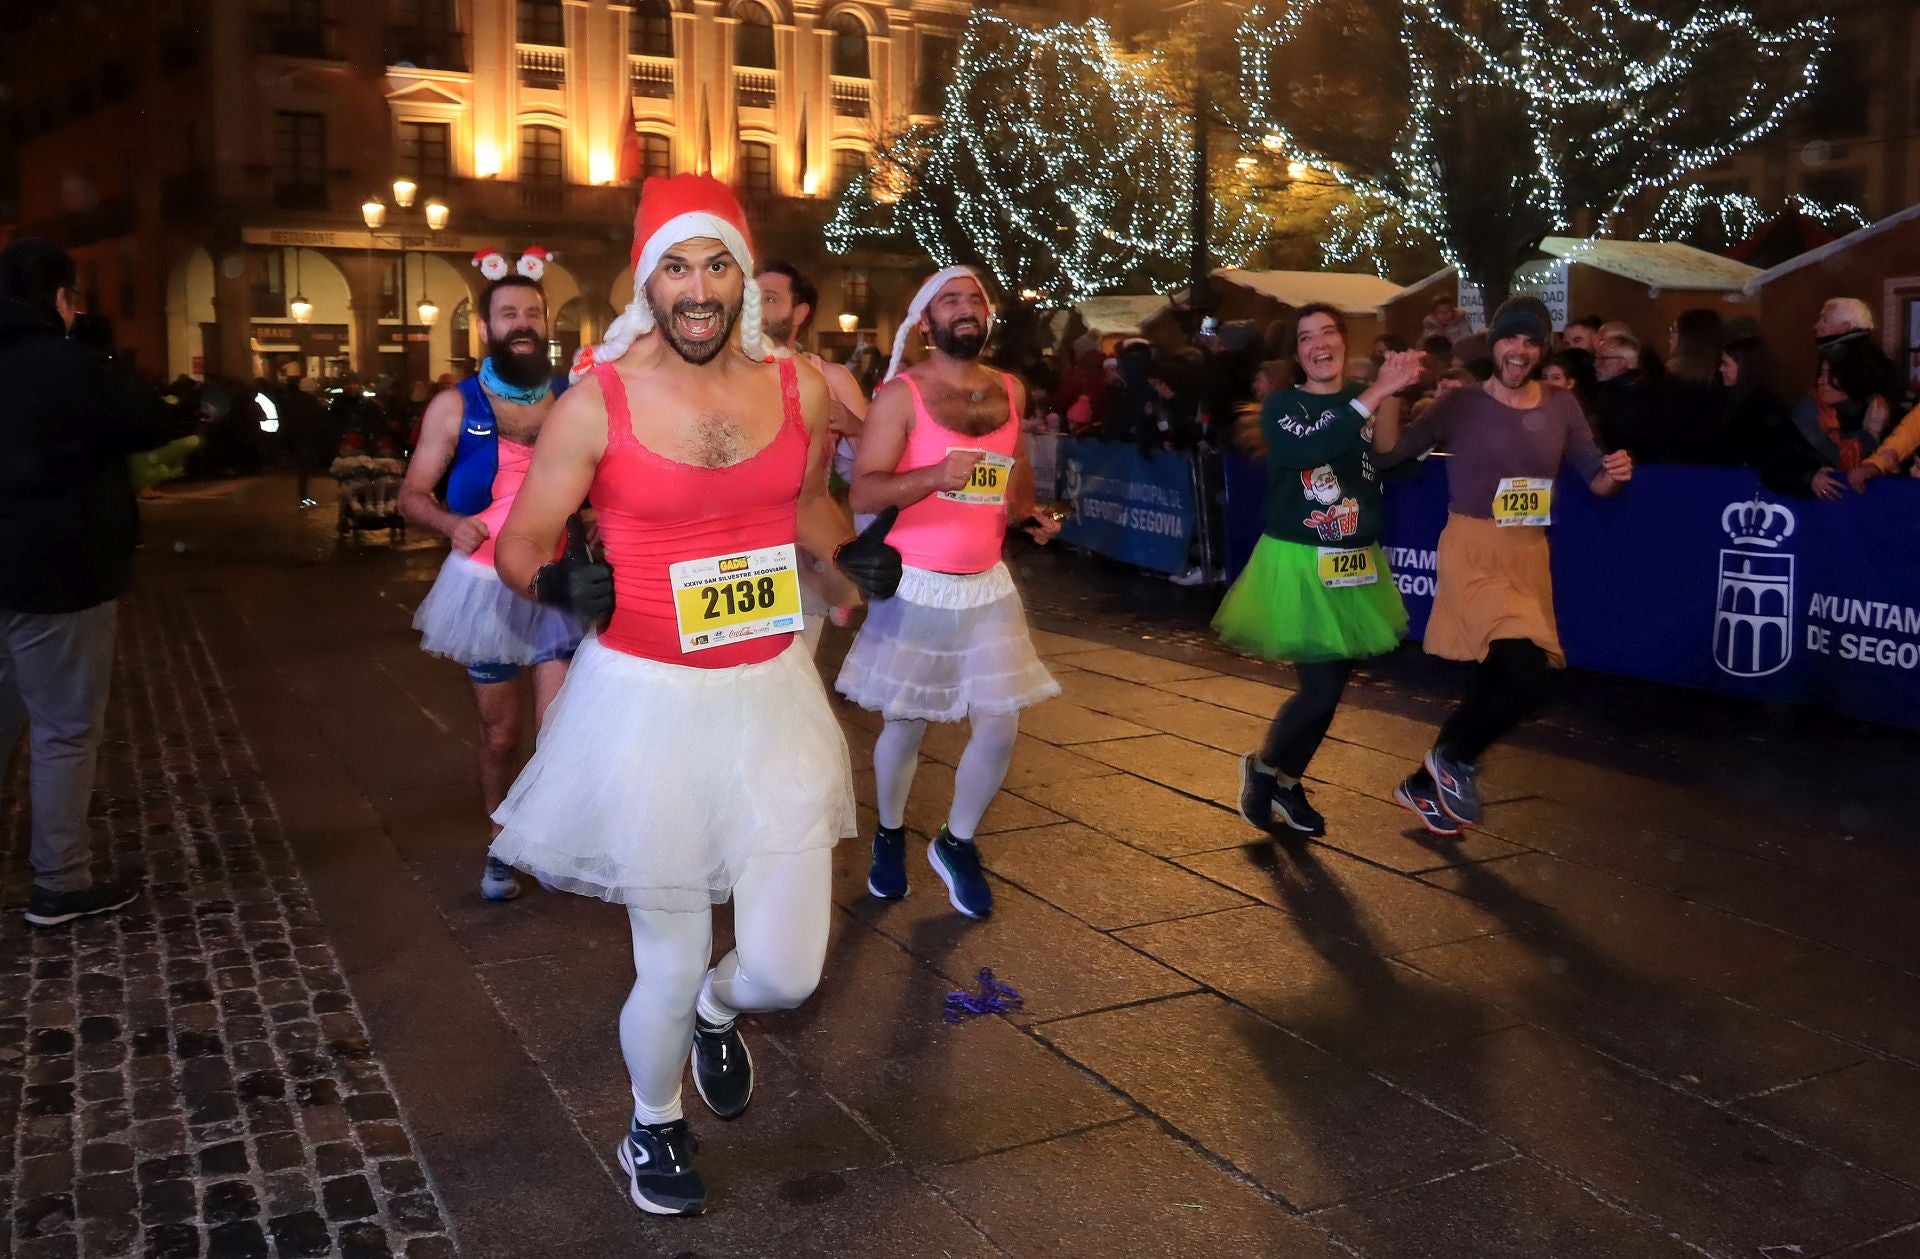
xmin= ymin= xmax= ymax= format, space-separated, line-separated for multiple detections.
xmin=829 ymin=12 xmax=868 ymax=79
xmin=631 ymin=0 xmax=672 ymax=58
xmin=734 ymin=2 xmax=775 ymax=69
xmin=519 ymin=124 xmax=563 ymax=183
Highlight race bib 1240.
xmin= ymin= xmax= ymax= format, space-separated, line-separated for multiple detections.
xmin=669 ymin=544 xmax=803 ymax=654
xmin=1317 ymin=546 xmax=1378 ymax=588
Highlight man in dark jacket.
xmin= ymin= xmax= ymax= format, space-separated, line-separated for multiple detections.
xmin=0 ymin=237 xmax=170 ymax=927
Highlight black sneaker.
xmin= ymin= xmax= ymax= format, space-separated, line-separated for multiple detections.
xmin=1270 ymin=782 xmax=1326 ymax=837
xmin=25 ymin=880 xmax=139 ymax=928
xmin=1236 ymin=753 xmax=1278 ymax=833
xmin=616 ymin=1118 xmax=705 ymax=1216
xmin=928 ymin=830 xmax=992 ymax=919
xmin=1423 ymin=748 xmax=1483 ymax=825
xmin=689 ymin=1016 xmax=753 ymax=1120
xmin=1395 ymin=772 xmax=1462 ymax=838
xmin=867 ymin=826 xmax=908 ymax=900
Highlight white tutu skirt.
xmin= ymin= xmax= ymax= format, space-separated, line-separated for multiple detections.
xmin=490 ymin=636 xmax=855 ymax=911
xmin=835 ymin=563 xmax=1060 ymax=723
xmin=414 ymin=552 xmax=586 ymax=666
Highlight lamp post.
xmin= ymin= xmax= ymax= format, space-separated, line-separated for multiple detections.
xmin=362 ymin=178 xmax=450 ymax=383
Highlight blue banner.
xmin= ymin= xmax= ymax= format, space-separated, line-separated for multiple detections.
xmin=1223 ymin=451 xmax=1920 ymax=731
xmin=1058 ymin=440 xmax=1197 ymax=574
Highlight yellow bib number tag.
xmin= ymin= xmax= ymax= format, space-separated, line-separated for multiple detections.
xmin=669 ymin=544 xmax=803 ymax=654
xmin=937 ymin=450 xmax=1016 ymax=505
xmin=1493 ymin=477 xmax=1553 ymax=527
xmin=1317 ymin=546 xmax=1378 ymax=589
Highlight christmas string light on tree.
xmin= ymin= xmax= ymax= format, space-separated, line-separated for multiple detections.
xmin=1646 ymin=186 xmax=1869 ymax=252
xmin=827 ymin=11 xmax=1266 ymax=304
xmin=1234 ymin=0 xmax=1832 ymax=304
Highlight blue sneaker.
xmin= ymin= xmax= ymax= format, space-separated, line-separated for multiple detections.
xmin=480 ymin=857 xmax=521 ymax=901
xmin=690 ymin=1016 xmax=753 ymax=1120
xmin=928 ymin=830 xmax=992 ymax=919
xmin=616 ymin=1118 xmax=705 ymax=1216
xmin=1423 ymin=748 xmax=1482 ymax=825
xmin=1395 ymin=772 xmax=1462 ymax=838
xmin=868 ymin=826 xmax=909 ymax=900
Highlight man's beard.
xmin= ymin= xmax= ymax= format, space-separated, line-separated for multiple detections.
xmin=929 ymin=315 xmax=986 ymax=360
xmin=487 ymin=329 xmax=549 ymax=387
xmin=762 ymin=313 xmax=796 ymax=348
xmin=650 ymin=293 xmax=741 ymax=365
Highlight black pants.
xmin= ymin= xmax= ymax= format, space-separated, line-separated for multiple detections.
xmin=1436 ymin=638 xmax=1552 ymax=764
xmin=1260 ymin=659 xmax=1354 ymax=779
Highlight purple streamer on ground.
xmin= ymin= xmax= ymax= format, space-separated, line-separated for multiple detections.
xmin=944 ymin=968 xmax=1024 ymax=1022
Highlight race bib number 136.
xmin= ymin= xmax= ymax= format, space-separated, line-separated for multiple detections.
xmin=937 ymin=449 xmax=1016 ymax=505
xmin=669 ymin=544 xmax=803 ymax=654
xmin=1493 ymin=477 xmax=1553 ymax=527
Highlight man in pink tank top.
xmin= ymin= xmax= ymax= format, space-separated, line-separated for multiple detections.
xmin=836 ymin=267 xmax=1064 ymax=921
xmin=398 ymin=274 xmax=584 ymax=904
xmin=483 ymin=176 xmax=899 ymax=1217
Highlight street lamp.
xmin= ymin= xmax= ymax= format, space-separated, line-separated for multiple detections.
xmin=837 ymin=312 xmax=858 ymax=333
xmin=363 ymin=184 xmax=451 ymax=383
xmin=289 ymin=246 xmax=312 ymax=323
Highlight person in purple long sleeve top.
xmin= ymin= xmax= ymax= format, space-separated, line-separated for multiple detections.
xmin=1374 ymin=297 xmax=1634 ymax=833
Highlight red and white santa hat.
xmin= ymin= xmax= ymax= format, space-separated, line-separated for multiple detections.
xmin=580 ymin=175 xmax=763 ymax=379
xmin=885 ymin=265 xmax=995 ymax=382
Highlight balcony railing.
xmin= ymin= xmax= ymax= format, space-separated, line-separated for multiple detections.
xmin=630 ymin=55 xmax=673 ymax=100
xmin=254 ymin=17 xmax=342 ymax=61
xmin=519 ymin=45 xmax=566 ymax=89
xmin=385 ymin=25 xmax=469 ymax=73
xmin=831 ymin=77 xmax=871 ymax=120
xmin=451 ymin=178 xmax=632 ymax=225
xmin=736 ymin=67 xmax=776 ymax=110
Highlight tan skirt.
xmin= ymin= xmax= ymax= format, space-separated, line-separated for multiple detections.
xmin=1424 ymin=514 xmax=1564 ymax=666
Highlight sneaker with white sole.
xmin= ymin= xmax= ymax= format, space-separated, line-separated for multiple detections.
xmin=616 ymin=1118 xmax=706 ymax=1215
xmin=867 ymin=826 xmax=908 ymax=900
xmin=480 ymin=857 xmax=522 ymax=901
xmin=928 ymin=830 xmax=992 ymax=919
xmin=1395 ymin=772 xmax=1462 ymax=838
xmin=1423 ymin=748 xmax=1482 ymax=825
xmin=1270 ymin=782 xmax=1326 ymax=837
xmin=25 ymin=880 xmax=139 ymax=928
xmin=1236 ymin=753 xmax=1278 ymax=833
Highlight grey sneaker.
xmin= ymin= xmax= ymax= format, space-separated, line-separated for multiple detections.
xmin=481 ymin=857 xmax=522 ymax=901
xmin=1423 ymin=749 xmax=1482 ymax=825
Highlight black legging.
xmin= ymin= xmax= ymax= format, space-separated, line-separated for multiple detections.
xmin=1436 ymin=638 xmax=1553 ymax=764
xmin=1260 ymin=659 xmax=1355 ymax=779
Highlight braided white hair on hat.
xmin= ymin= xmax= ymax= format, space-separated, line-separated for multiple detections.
xmin=885 ymin=266 xmax=995 ymax=382
xmin=569 ymin=211 xmax=766 ymax=383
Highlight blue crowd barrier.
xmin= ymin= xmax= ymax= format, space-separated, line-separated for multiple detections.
xmin=1221 ymin=450 xmax=1920 ymax=731
xmin=1056 ymin=439 xmax=1199 ymax=575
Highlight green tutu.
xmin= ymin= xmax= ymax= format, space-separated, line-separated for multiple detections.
xmin=1212 ymin=535 xmax=1408 ymax=663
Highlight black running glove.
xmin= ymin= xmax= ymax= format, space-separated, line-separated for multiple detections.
xmin=834 ymin=506 xmax=902 ymax=600
xmin=532 ymin=516 xmax=615 ymax=621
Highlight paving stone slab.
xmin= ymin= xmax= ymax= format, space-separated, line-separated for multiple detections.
xmin=1118 ymin=906 xmax=1517 ymax=1062
xmin=1714 ymin=950 xmax=1920 ymax=1065
xmin=826 ymin=840 xmax=1200 ymax=1024
xmin=1422 ymin=852 xmax=1816 ymax=985
xmin=1058 ymin=647 xmax=1222 ymax=685
xmin=930 ymin=1117 xmax=1346 ymax=1257
xmin=1076 ymin=735 xmax=1243 ymax=808
xmin=1378 ymin=1025 xmax=1920 ymax=1257
xmin=757 ymin=921 xmax=1132 ymax=1164
xmin=1029 ymin=629 xmax=1107 ymax=658
xmin=1177 ymin=843 xmax=1505 ymax=957
xmin=1013 ymin=701 xmax=1157 ymax=747
xmin=986 ymin=823 xmax=1253 ymax=930
xmin=1048 ymin=670 xmax=1195 ymax=721
xmin=1041 ymin=993 xmax=1506 ymax=1211
xmin=1010 ymin=775 xmax=1252 ymax=858
xmin=1314 ymin=1155 xmax=1704 ymax=1259
xmin=1107 ymin=694 xmax=1271 ymax=755
xmin=1691 ymin=871 xmax=1920 ymax=973
xmin=1300 ymin=782 xmax=1525 ymax=874
xmin=1737 ymin=1059 xmax=1920 ymax=1187
xmin=1397 ymin=932 xmax=1863 ymax=1100
xmin=1146 ymin=673 xmax=1296 ymax=715
xmin=1473 ymin=797 xmax=1777 ymax=894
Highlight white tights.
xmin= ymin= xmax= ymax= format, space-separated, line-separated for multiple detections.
xmin=873 ymin=712 xmax=1020 ymax=841
xmin=619 ymin=846 xmax=832 ymax=1124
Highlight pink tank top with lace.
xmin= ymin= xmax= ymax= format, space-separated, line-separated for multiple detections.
xmin=590 ymin=358 xmax=810 ymax=667
xmin=887 ymin=373 xmax=1020 ymax=575
xmin=468 ymin=439 xmax=533 ymax=567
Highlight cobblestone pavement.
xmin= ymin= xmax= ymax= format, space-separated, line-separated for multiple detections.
xmin=7 ymin=477 xmax=1920 ymax=1259
xmin=2 ymin=588 xmax=454 ymax=1259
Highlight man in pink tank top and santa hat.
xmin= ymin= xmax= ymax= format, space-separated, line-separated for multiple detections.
xmin=484 ymin=176 xmax=901 ymax=1216
xmin=837 ymin=267 xmax=1063 ymax=920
